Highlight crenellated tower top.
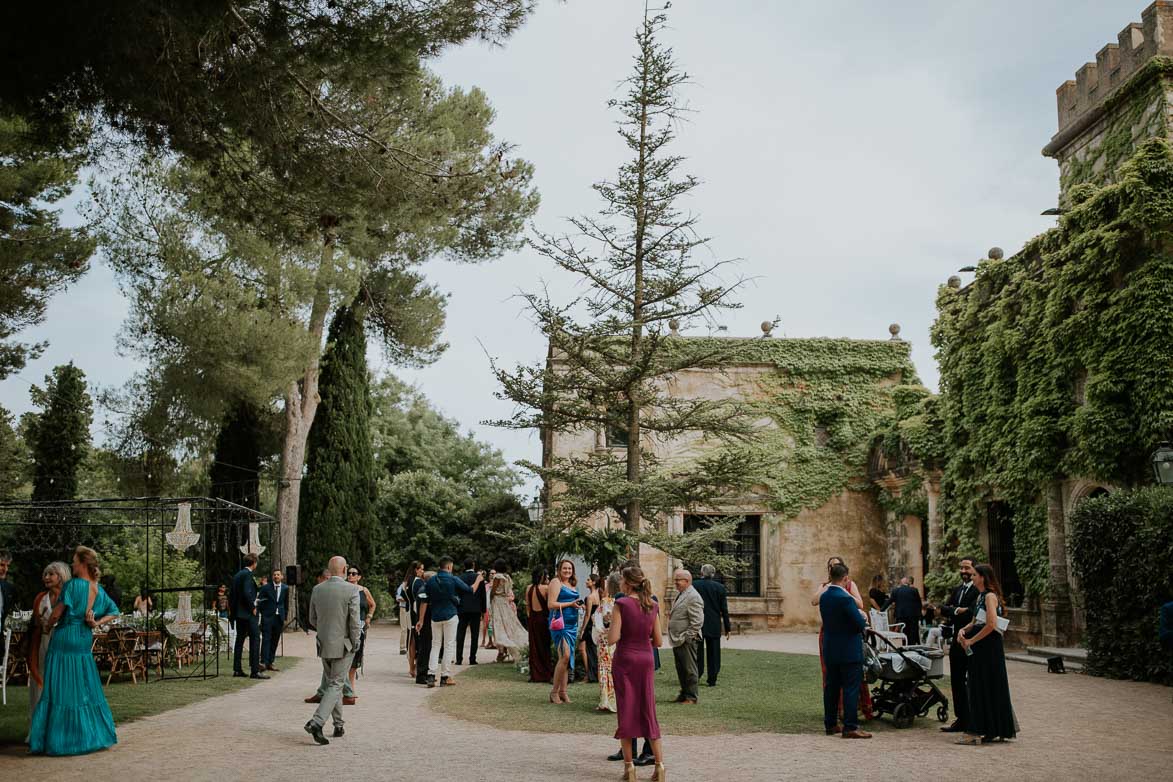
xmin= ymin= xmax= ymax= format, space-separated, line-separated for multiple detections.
xmin=1044 ymin=2 xmax=1173 ymax=195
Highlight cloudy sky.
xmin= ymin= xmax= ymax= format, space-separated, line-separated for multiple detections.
xmin=0 ymin=0 xmax=1145 ymax=492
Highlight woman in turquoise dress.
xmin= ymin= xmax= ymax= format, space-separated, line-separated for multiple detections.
xmin=29 ymin=545 xmax=119 ymax=756
xmin=547 ymin=559 xmax=582 ymax=704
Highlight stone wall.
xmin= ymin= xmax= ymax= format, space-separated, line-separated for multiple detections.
xmin=1044 ymin=3 xmax=1173 ymax=195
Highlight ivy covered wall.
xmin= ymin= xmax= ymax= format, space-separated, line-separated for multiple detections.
xmin=931 ymin=139 xmax=1173 ymax=598
xmin=668 ymin=337 xmax=924 ymax=519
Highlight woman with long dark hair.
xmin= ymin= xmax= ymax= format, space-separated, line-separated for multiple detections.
xmin=955 ymin=563 xmax=1017 ymax=745
xmin=580 ymin=573 xmax=601 ymax=684
xmin=525 ymin=565 xmax=553 ymax=683
xmin=547 ymin=559 xmax=582 ymax=704
xmin=608 ymin=565 xmax=665 ymax=782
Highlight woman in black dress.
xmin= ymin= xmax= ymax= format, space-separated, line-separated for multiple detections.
xmin=868 ymin=574 xmax=888 ymax=611
xmin=955 ymin=563 xmax=1017 ymax=745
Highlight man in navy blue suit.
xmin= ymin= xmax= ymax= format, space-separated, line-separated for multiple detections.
xmin=230 ymin=553 xmax=268 ymax=679
xmin=258 ymin=567 xmax=289 ymax=671
xmin=819 ymin=562 xmax=871 ymax=739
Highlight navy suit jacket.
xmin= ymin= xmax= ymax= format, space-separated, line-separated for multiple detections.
xmin=457 ymin=570 xmax=486 ymax=614
xmin=229 ymin=567 xmax=258 ymax=620
xmin=0 ymin=579 xmax=16 ymax=633
xmin=885 ymin=584 xmax=923 ymax=621
xmin=692 ymin=577 xmax=731 ymax=637
xmin=819 ymin=584 xmax=866 ymax=665
xmin=258 ymin=582 xmax=288 ymax=620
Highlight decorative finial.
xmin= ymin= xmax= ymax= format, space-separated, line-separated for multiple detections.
xmin=889 ymin=323 xmax=902 ymax=341
xmin=760 ymin=320 xmax=774 ymax=337
xmin=988 ymin=247 xmax=1004 ymax=260
xmin=668 ymin=318 xmax=680 ymax=335
xmin=947 ymin=275 xmax=962 ymax=289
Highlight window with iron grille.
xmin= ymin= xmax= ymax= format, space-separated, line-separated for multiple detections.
xmin=683 ymin=514 xmax=761 ymax=597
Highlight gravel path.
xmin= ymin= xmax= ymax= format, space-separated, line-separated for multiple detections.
xmin=1 ymin=625 xmax=1169 ymax=780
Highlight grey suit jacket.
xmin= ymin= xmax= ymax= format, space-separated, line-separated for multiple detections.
xmin=668 ymin=585 xmax=705 ymax=646
xmin=309 ymin=576 xmax=362 ymax=660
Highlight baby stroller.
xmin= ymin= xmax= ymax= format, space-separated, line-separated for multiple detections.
xmin=864 ymin=629 xmax=950 ymax=729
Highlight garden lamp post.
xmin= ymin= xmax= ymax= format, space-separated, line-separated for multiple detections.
xmin=527 ymin=496 xmax=544 ymax=523
xmin=1152 ymin=442 xmax=1173 ymax=486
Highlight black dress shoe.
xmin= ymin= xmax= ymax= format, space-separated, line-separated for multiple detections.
xmin=634 ymin=755 xmax=655 ymax=767
xmin=606 ymin=751 xmax=624 ymax=762
xmin=232 ymin=671 xmax=246 ymax=677
xmin=304 ymin=721 xmax=329 ymax=745
xmin=941 ymin=721 xmax=965 ymax=733
xmin=332 ymin=725 xmax=345 ymax=738
xmin=250 ymin=673 xmax=271 ymax=680
xmin=706 ymin=681 xmax=717 ymax=687
xmin=672 ymin=694 xmax=687 ymax=703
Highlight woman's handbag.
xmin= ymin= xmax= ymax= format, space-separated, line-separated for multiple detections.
xmin=550 ymin=607 xmax=565 ymax=631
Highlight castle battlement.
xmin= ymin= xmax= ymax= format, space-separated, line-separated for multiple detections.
xmin=1053 ymin=2 xmax=1173 ymax=137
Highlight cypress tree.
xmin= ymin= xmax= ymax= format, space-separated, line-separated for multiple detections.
xmin=28 ymin=363 xmax=92 ymax=502
xmin=207 ymin=400 xmax=269 ymax=585
xmin=298 ymin=302 xmax=376 ymax=581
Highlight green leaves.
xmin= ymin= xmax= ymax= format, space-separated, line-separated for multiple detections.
xmin=1070 ymin=488 xmax=1173 ymax=682
xmin=933 ymin=139 xmax=1173 ymax=596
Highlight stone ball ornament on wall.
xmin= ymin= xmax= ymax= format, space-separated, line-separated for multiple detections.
xmin=1153 ymin=442 xmax=1173 ymax=485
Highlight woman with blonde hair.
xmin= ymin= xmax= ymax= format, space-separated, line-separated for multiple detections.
xmin=487 ymin=559 xmax=528 ymax=663
xmin=608 ymin=565 xmax=665 ymax=782
xmin=593 ymin=571 xmax=620 ymax=712
xmin=28 ymin=546 xmax=120 ymax=755
xmin=26 ymin=560 xmax=70 ymax=739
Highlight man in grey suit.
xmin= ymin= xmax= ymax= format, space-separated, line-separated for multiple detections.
xmin=304 ymin=556 xmax=361 ymax=745
xmin=667 ymin=568 xmax=705 ymax=704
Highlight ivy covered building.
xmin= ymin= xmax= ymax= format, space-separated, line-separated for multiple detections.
xmin=546 ymin=328 xmax=928 ymax=630
xmin=925 ymin=2 xmax=1173 ymax=649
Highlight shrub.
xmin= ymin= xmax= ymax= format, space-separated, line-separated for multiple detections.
xmin=1069 ymin=487 xmax=1173 ymax=682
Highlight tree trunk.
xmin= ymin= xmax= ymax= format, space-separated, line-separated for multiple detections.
xmin=274 ymin=237 xmax=335 ymax=571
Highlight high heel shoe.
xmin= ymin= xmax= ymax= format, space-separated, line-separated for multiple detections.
xmin=649 ymin=763 xmax=666 ymax=782
xmin=549 ymin=691 xmax=562 ymax=704
xmin=622 ymin=763 xmax=637 ymax=782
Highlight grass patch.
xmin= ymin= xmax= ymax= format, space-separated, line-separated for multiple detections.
xmin=0 ymin=654 xmax=300 ymax=746
xmin=431 ymin=648 xmax=948 ymax=736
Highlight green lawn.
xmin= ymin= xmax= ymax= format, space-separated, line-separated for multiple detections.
xmin=431 ymin=648 xmax=949 ymax=736
xmin=1 ymin=654 xmax=299 ymax=746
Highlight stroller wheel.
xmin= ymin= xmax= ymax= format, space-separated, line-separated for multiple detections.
xmin=937 ymin=704 xmax=949 ymax=723
xmin=893 ymin=703 xmax=915 ymax=729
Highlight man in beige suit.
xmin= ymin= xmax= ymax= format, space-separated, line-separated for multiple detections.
xmin=304 ymin=556 xmax=361 ymax=745
xmin=668 ymin=568 xmax=705 ymax=704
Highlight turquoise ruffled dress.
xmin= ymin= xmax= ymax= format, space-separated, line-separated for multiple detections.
xmin=28 ymin=578 xmax=119 ymax=755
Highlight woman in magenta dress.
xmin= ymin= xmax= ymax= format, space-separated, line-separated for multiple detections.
xmin=607 ymin=566 xmax=665 ymax=782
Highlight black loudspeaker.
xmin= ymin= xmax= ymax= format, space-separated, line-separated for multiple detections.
xmin=285 ymin=564 xmax=302 ymax=586
xmin=1046 ymin=655 xmax=1066 ymax=674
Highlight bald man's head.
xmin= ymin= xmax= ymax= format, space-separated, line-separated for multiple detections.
xmin=327 ymin=556 xmax=348 ymax=576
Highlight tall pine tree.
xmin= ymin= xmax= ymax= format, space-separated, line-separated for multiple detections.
xmin=492 ymin=8 xmax=757 ymax=554
xmin=298 ymin=303 xmax=376 ymax=581
xmin=27 ymin=363 xmax=92 ymax=502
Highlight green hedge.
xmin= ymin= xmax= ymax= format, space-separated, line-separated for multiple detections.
xmin=1069 ymin=487 xmax=1173 ymax=682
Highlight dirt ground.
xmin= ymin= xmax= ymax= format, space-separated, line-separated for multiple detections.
xmin=1 ymin=624 xmax=1169 ymax=781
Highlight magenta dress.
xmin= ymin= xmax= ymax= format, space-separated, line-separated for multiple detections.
xmin=611 ymin=596 xmax=661 ymax=740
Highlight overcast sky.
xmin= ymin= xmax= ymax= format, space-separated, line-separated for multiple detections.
xmin=0 ymin=1 xmax=1146 ymax=495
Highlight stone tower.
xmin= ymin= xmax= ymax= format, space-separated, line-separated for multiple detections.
xmin=1043 ymin=1 xmax=1173 ymax=199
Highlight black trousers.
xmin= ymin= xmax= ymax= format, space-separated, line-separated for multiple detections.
xmin=696 ymin=634 xmax=722 ymax=684
xmin=898 ymin=617 xmax=920 ymax=646
xmin=948 ymin=634 xmax=970 ymax=728
xmin=233 ymin=614 xmax=260 ymax=674
xmin=456 ymin=612 xmax=481 ymax=664
xmin=415 ymin=623 xmax=433 ymax=683
xmin=262 ymin=614 xmax=283 ymax=665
